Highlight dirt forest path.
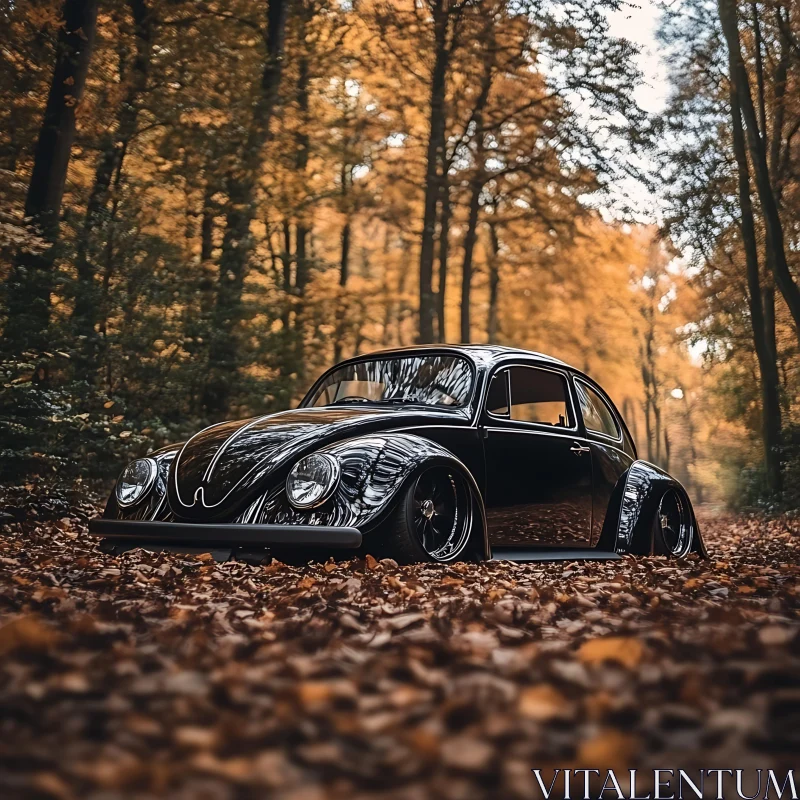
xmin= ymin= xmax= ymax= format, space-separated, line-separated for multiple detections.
xmin=0 ymin=503 xmax=798 ymax=799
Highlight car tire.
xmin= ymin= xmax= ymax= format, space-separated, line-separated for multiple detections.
xmin=379 ymin=465 xmax=476 ymax=564
xmin=652 ymin=488 xmax=693 ymax=558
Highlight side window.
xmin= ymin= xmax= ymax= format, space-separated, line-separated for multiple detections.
xmin=486 ymin=370 xmax=509 ymax=416
xmin=576 ymin=380 xmax=620 ymax=439
xmin=508 ymin=367 xmax=571 ymax=427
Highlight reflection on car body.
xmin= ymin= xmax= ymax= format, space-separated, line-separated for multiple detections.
xmin=90 ymin=345 xmax=706 ymax=564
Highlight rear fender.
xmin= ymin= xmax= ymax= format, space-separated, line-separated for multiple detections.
xmin=601 ymin=460 xmax=707 ymax=557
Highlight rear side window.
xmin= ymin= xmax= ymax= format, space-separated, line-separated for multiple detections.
xmin=576 ymin=379 xmax=620 ymax=439
xmin=508 ymin=367 xmax=571 ymax=427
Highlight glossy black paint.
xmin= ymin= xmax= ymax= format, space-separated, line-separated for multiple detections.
xmin=167 ymin=406 xmax=472 ymax=522
xmin=243 ymin=432 xmax=489 ymax=559
xmin=610 ymin=460 xmax=707 ymax=557
xmin=588 ymin=441 xmax=633 ymax=546
xmin=483 ymin=426 xmax=593 ymax=547
xmin=99 ymin=344 xmax=705 ymax=560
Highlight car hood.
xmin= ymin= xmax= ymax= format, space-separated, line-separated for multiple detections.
xmin=167 ymin=405 xmax=470 ymax=520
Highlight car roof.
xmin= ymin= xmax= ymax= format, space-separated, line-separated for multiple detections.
xmin=329 ymin=344 xmax=636 ymax=456
xmin=361 ymin=344 xmax=571 ymax=369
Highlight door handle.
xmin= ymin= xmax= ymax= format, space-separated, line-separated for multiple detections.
xmin=570 ymin=442 xmax=590 ymax=455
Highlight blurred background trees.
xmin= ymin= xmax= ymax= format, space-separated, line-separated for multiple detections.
xmin=0 ymin=0 xmax=797 ymax=508
xmin=659 ymin=0 xmax=800 ymax=507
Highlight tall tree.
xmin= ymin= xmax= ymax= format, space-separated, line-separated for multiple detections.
xmin=416 ymin=0 xmax=468 ymax=343
xmin=458 ymin=45 xmax=494 ymax=343
xmin=659 ymin=0 xmax=796 ymax=496
xmin=726 ymin=50 xmax=783 ymax=493
xmin=72 ymin=0 xmax=154 ymax=361
xmin=718 ymin=0 xmax=800 ymax=345
xmin=3 ymin=0 xmax=99 ymax=352
xmin=203 ymin=0 xmax=289 ymax=412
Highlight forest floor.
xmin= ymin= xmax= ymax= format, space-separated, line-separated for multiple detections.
xmin=0 ymin=492 xmax=799 ymax=800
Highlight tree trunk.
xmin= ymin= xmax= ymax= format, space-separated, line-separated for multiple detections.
xmin=487 ymin=221 xmax=500 ymax=343
xmin=681 ymin=393 xmax=702 ymax=504
xmin=333 ymin=191 xmax=350 ymax=364
xmin=4 ymin=0 xmax=99 ymax=351
xmin=718 ymin=0 xmax=800 ymax=346
xmin=458 ymin=55 xmax=492 ymax=344
xmin=395 ymin=239 xmax=412 ymax=347
xmin=203 ymin=0 xmax=288 ymax=413
xmin=460 ymin=178 xmax=481 ymax=343
xmin=340 ymin=218 xmax=351 ymax=288
xmin=643 ymin=394 xmax=653 ymax=464
xmin=291 ymin=44 xmax=311 ymax=386
xmin=200 ymin=181 xmax=215 ymax=264
xmin=417 ymin=0 xmax=449 ymax=344
xmin=751 ymin=2 xmax=767 ymax=137
xmin=72 ymin=0 xmax=152 ymax=355
xmin=768 ymin=34 xmax=788 ymax=196
xmin=727 ymin=63 xmax=783 ymax=494
xmin=640 ymin=320 xmax=656 ymax=464
xmin=294 ymin=224 xmax=309 ymax=379
xmin=97 ymin=153 xmax=127 ymax=390
xmin=436 ymin=177 xmax=450 ymax=342
xmin=282 ymin=220 xmax=292 ymax=297
xmin=198 ymin=176 xmax=217 ymax=315
xmin=653 ymin=398 xmax=662 ymax=465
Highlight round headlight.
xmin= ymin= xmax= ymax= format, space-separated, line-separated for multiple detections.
xmin=116 ymin=457 xmax=158 ymax=507
xmin=286 ymin=453 xmax=341 ymax=509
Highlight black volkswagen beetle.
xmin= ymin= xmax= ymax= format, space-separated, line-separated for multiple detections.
xmin=90 ymin=345 xmax=706 ymax=564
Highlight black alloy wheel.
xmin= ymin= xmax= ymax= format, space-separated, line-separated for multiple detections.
xmin=654 ymin=489 xmax=692 ymax=558
xmin=410 ymin=466 xmax=472 ymax=561
xmin=383 ymin=465 xmax=475 ymax=564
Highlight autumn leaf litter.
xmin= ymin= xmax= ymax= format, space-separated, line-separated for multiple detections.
xmin=0 ymin=499 xmax=799 ymax=799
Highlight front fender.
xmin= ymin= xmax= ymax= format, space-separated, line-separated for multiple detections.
xmin=253 ymin=433 xmax=489 ymax=556
xmin=603 ymin=460 xmax=707 ymax=557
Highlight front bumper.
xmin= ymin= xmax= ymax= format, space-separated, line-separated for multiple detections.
xmin=88 ymin=518 xmax=362 ymax=549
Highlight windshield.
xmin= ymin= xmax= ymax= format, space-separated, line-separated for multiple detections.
xmin=306 ymin=354 xmax=474 ymax=408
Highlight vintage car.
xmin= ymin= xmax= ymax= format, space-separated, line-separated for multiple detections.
xmin=90 ymin=345 xmax=706 ymax=564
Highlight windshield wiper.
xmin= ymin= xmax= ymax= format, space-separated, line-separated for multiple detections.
xmin=330 ymin=396 xmax=371 ymax=405
xmin=383 ymin=397 xmax=423 ymax=405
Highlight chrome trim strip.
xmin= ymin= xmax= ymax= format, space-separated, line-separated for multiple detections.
xmin=172 ymin=418 xmax=233 ymax=508
xmin=202 ymin=415 xmax=265 ymax=482
xmin=395 ymin=424 xmax=478 ymax=432
xmin=483 ymin=426 xmax=585 ymax=440
xmin=589 ymin=440 xmax=634 ymax=462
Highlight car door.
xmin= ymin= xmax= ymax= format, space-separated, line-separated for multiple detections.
xmin=482 ymin=364 xmax=594 ymax=548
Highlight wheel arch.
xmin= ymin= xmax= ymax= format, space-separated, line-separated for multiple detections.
xmin=319 ymin=432 xmax=490 ymax=559
xmin=600 ymin=460 xmax=707 ymax=558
